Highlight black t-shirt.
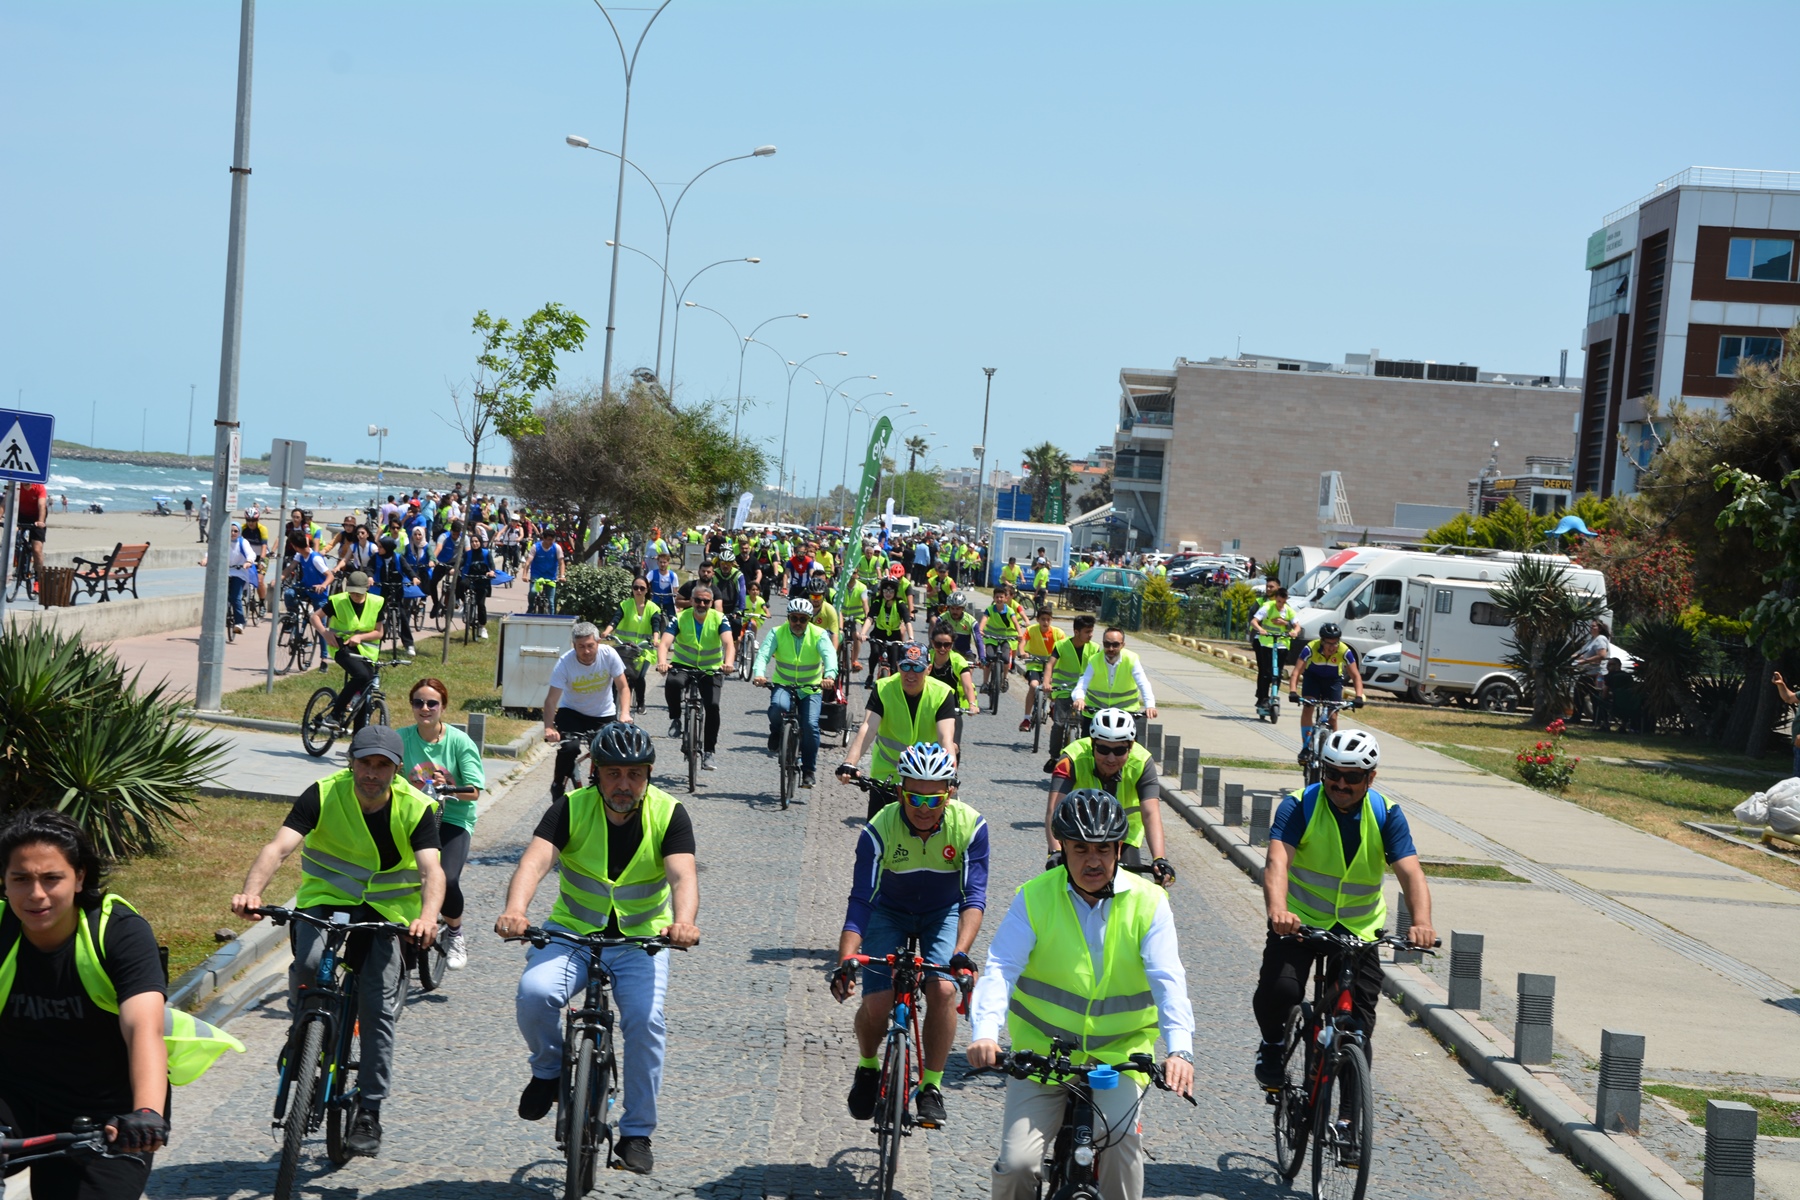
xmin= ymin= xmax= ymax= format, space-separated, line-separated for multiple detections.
xmin=533 ymin=796 xmax=696 ymax=935
xmin=283 ymin=783 xmax=443 ymax=868
xmin=0 ymin=904 xmax=166 ymax=1122
xmin=865 ymin=684 xmax=957 ymax=724
xmin=677 ymin=578 xmax=719 ymax=606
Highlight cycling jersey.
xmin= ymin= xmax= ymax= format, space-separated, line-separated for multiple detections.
xmin=1297 ymin=639 xmax=1357 ymax=695
xmin=528 ymin=539 xmax=561 ymax=581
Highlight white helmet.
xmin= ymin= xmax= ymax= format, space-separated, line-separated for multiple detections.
xmin=897 ymin=741 xmax=957 ymax=782
xmin=1089 ymin=708 xmax=1137 ymax=743
xmin=1321 ymin=729 xmax=1380 ymax=771
xmin=786 ymin=597 xmax=815 ymax=617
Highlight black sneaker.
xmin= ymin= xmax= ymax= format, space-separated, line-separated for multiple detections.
xmin=801 ymin=772 xmax=816 ymax=789
xmin=668 ymin=720 xmax=682 ymax=739
xmin=1255 ymin=1041 xmax=1285 ymax=1090
xmin=616 ymin=1135 xmax=654 ymax=1174
xmin=517 ymin=1074 xmax=558 ymax=1121
xmin=768 ymin=731 xmax=780 ymax=753
xmin=914 ymin=1084 xmax=947 ymax=1128
xmin=847 ymin=1065 xmax=882 ymax=1120
xmin=344 ymin=1108 xmax=382 ymax=1156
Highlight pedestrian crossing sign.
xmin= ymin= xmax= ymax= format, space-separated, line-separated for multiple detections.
xmin=0 ymin=409 xmax=54 ymax=484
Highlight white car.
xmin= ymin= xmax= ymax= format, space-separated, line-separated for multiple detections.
xmin=1362 ymin=643 xmax=1411 ymax=699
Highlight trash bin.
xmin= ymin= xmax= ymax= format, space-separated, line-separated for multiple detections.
xmin=38 ymin=566 xmax=76 ymax=607
xmin=495 ymin=613 xmax=576 ymax=713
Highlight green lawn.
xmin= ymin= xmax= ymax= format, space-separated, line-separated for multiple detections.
xmin=1645 ymin=1083 xmax=1800 ymax=1138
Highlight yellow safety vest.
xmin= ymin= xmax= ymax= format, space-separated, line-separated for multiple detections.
xmin=295 ymin=771 xmax=432 ymax=923
xmin=869 ymin=674 xmax=952 ymax=782
xmin=769 ymin=623 xmax=831 ymax=693
xmin=841 ymin=580 xmax=870 ymax=621
xmin=672 ymin=608 xmax=725 ymax=671
xmin=1083 ymin=650 xmax=1143 ymax=711
xmin=871 ymin=598 xmax=905 ymax=635
xmin=1051 ymin=638 xmax=1100 ymax=699
xmin=1283 ymin=784 xmax=1389 ymax=941
xmin=327 ymin=592 xmax=385 ymax=663
xmin=1255 ymin=602 xmax=1298 ymax=648
xmin=1062 ymin=738 xmax=1152 ymax=848
xmin=1006 ymin=867 xmax=1162 ymax=1064
xmin=985 ymin=602 xmax=1020 ymax=643
xmin=553 ymin=785 xmax=676 ymax=937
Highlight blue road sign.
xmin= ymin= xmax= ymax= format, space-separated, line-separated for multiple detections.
xmin=0 ymin=409 xmax=54 ymax=485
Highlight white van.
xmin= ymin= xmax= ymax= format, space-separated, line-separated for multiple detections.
xmin=1397 ymin=576 xmax=1609 ymax=710
xmin=1290 ymin=550 xmax=1606 ymax=661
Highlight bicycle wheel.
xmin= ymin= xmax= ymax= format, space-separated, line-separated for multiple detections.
xmin=685 ymin=702 xmax=701 ymax=794
xmin=1272 ymin=1007 xmax=1310 ymax=1181
xmin=564 ymin=1029 xmax=596 ymax=1200
xmin=1310 ymin=1042 xmax=1373 ymax=1200
xmin=417 ymin=932 xmax=445 ymax=992
xmin=368 ymin=696 xmax=389 ymax=728
xmin=301 ymin=687 xmax=339 ymax=757
xmin=295 ymin=628 xmax=316 ymax=672
xmin=874 ymin=1034 xmax=907 ymax=1200
xmin=1032 ymin=691 xmax=1045 ymax=753
xmin=779 ymin=722 xmax=796 ymax=808
xmin=986 ymin=663 xmax=1001 ymax=715
xmin=590 ymin=1028 xmax=617 ymax=1190
xmin=274 ymin=1019 xmax=326 ymax=1200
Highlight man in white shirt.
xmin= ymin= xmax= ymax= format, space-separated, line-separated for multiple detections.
xmin=543 ymin=621 xmax=631 ymax=799
xmin=966 ymin=790 xmax=1193 ymax=1200
xmin=1070 ymin=627 xmax=1158 ymax=734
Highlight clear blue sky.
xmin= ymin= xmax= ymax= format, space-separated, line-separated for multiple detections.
xmin=5 ymin=2 xmax=1797 ymax=491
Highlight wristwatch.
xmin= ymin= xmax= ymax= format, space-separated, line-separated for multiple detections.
xmin=1167 ymin=1050 xmax=1193 ymax=1063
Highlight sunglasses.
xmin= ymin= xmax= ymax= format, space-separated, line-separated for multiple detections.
xmin=632 ymin=585 xmax=648 ymax=592
xmin=410 ymin=698 xmax=443 ymax=710
xmin=1323 ymin=767 xmax=1369 ymax=785
xmin=1103 ymin=642 xmax=1124 ymax=650
xmin=904 ymin=790 xmax=946 ymax=809
xmin=932 ymin=640 xmax=953 ymax=649
xmin=899 ymin=663 xmax=927 ymax=673
xmin=1093 ymin=742 xmax=1132 ymax=757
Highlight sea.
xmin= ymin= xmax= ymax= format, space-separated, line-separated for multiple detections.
xmin=45 ymin=459 xmax=374 ymax=514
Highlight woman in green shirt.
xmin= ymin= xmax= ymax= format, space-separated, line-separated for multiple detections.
xmin=399 ymin=677 xmax=485 ymax=970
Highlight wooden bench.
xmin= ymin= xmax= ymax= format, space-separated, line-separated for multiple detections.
xmin=70 ymin=542 xmax=149 ymax=602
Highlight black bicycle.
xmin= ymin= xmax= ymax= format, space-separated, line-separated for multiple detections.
xmin=838 ymin=766 xmax=901 ymax=823
xmin=501 ymin=927 xmax=685 ymax=1199
xmin=277 ymin=589 xmax=318 ymax=674
xmin=865 ymin=634 xmax=903 ymax=689
xmin=982 ymin=643 xmax=1007 ymax=714
xmin=1017 ymin=653 xmax=1052 ymax=753
xmin=0 ymin=1117 xmax=139 ymax=1177
xmin=988 ymin=1041 xmax=1193 ymax=1200
xmin=251 ymin=906 xmax=418 ymax=1200
xmin=1269 ymin=927 xmax=1437 ymax=1200
xmin=412 ymin=779 xmax=479 ymax=993
xmin=301 ymin=658 xmax=396 ymax=757
xmin=1293 ymin=697 xmax=1362 ymax=787
xmin=670 ymin=668 xmax=719 ymax=793
xmin=757 ymin=680 xmax=803 ymax=808
xmin=1044 ymin=695 xmax=1085 ymax=771
xmin=8 ymin=525 xmax=37 ymax=602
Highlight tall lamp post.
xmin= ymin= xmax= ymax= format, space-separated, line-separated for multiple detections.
xmin=368 ymin=424 xmax=388 ymax=494
xmin=750 ymin=344 xmax=847 ymax=521
xmin=974 ymin=367 xmax=996 ymax=555
xmin=683 ymin=304 xmax=809 ymax=440
xmin=566 ymin=136 xmax=775 ymax=382
xmin=812 ymin=373 xmax=877 ymax=524
xmin=603 ymin=246 xmax=759 ymax=396
xmin=839 ymin=395 xmax=901 ymax=525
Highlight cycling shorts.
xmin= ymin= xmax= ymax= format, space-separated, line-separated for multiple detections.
xmin=861 ymin=903 xmax=959 ymax=991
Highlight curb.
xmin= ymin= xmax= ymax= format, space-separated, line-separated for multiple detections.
xmin=1164 ymin=785 xmax=1699 ymax=1200
xmin=182 ymin=709 xmax=544 ymax=759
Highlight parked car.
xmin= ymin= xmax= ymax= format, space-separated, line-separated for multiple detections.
xmin=1066 ymin=566 xmax=1147 ymax=612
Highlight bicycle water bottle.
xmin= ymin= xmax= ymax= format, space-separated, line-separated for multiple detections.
xmin=1088 ymin=1065 xmax=1119 ymax=1090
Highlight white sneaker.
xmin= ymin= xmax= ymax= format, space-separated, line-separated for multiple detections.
xmin=478 ymin=629 xmax=488 ymax=640
xmin=405 ymin=646 xmax=416 ymax=657
xmin=701 ymin=753 xmax=716 ymax=771
xmin=444 ymin=927 xmax=467 ymax=970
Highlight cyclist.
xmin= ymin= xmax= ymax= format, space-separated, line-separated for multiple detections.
xmin=656 ymin=584 xmax=735 ymax=771
xmin=829 ymin=743 xmax=986 ymax=1129
xmin=400 ymin=677 xmax=485 ymax=970
xmin=1016 ymin=606 xmax=1063 ymax=733
xmin=427 ymin=520 xmax=463 ymax=621
xmin=1030 ymin=559 xmax=1051 ymax=610
xmin=231 ymin=725 xmax=446 ymax=1159
xmin=752 ymin=597 xmax=838 ymax=789
xmin=805 ymin=573 xmax=841 ymax=652
xmin=372 ymin=535 xmax=417 ymax=658
xmin=496 ymin=723 xmax=700 ymax=1176
xmin=941 ymin=592 xmax=980 ymax=661
xmin=1250 ymin=584 xmax=1298 ymax=715
xmin=291 ymin=535 xmax=337 ymax=670
xmin=839 ymin=569 xmax=870 ymax=671
xmin=604 ymin=577 xmax=665 ymax=715
xmin=1253 ymin=730 xmax=1434 ymax=1089
xmin=527 ymin=525 xmax=565 ymax=615
xmin=977 ymin=585 xmax=1023 ymax=692
xmin=544 ymin=621 xmax=631 ymax=800
xmin=646 ymin=551 xmax=680 ymax=618
xmin=310 ymin=570 xmax=384 ymax=731
xmin=1045 ymin=613 xmax=1101 ymax=767
xmin=16 ymin=479 xmax=49 ymax=583
xmin=966 ymin=791 xmax=1194 ymax=1200
xmin=1045 ymin=708 xmax=1174 ymax=886
xmin=459 ymin=529 xmax=497 ymax=640
xmin=713 ymin=550 xmax=748 ymax=636
xmin=226 ymin=519 xmax=258 ymax=637
xmin=838 ymin=644 xmax=959 ymax=786
xmin=926 ymin=623 xmax=978 ymax=758
xmin=999 ymin=556 xmax=1023 ymax=592
xmin=785 ymin=540 xmax=816 ymax=594
xmin=675 ymin=558 xmax=720 ymax=613
xmin=862 ymin=577 xmax=913 ymax=683
xmin=1285 ymin=623 xmax=1365 ymax=765
xmin=1071 ymin=626 xmax=1157 ymax=730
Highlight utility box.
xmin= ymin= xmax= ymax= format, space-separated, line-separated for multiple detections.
xmin=497 ymin=613 xmax=576 ymax=713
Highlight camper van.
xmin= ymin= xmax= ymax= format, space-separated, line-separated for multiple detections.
xmin=1398 ymin=575 xmax=1610 ymax=710
xmin=1276 ymin=546 xmax=1325 ymax=591
xmin=985 ymin=520 xmax=1074 ymax=591
xmin=1290 ymin=550 xmax=1606 ymax=661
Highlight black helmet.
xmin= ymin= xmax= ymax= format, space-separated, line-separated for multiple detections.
xmin=592 ymin=722 xmax=655 ymax=767
xmin=1318 ymin=622 xmax=1342 ymax=640
xmin=379 ymin=535 xmax=399 ymax=551
xmin=1051 ymin=789 xmax=1128 ymax=844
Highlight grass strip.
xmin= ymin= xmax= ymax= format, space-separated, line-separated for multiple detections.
xmin=1644 ymin=1083 xmax=1800 ymax=1137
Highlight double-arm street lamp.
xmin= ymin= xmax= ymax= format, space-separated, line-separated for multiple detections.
xmin=836 ymin=392 xmax=897 ymax=525
xmin=683 ymin=304 xmax=808 ymax=441
xmin=812 ymin=373 xmax=877 ymax=524
xmin=750 ymin=345 xmax=847 ymax=518
xmin=600 ymin=241 xmax=760 ymax=395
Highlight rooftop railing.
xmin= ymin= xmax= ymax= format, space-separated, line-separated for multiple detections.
xmin=1602 ymin=166 xmax=1800 ymax=227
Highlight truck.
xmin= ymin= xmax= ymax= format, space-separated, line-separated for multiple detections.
xmin=1275 ymin=545 xmax=1326 ymax=591
xmin=1397 ymin=575 xmax=1609 ymax=710
xmin=986 ymin=520 xmax=1074 ymax=592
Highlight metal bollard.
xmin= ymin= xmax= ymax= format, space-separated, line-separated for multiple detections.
xmin=1180 ymin=747 xmax=1200 ymax=792
xmin=1201 ymin=766 xmax=1220 ymax=807
xmin=1146 ymin=724 xmax=1163 ymax=760
xmin=1248 ymin=792 xmax=1272 ymax=846
xmin=1162 ymin=734 xmax=1181 ymax=779
xmin=1392 ymin=890 xmax=1421 ymax=964
xmin=1446 ymin=931 xmax=1483 ymax=1011
xmin=1514 ymin=974 xmax=1555 ymax=1066
xmin=1595 ymin=1029 xmax=1645 ymax=1134
xmin=467 ymin=712 xmax=487 ymax=757
xmin=1222 ymin=782 xmax=1244 ymax=826
xmin=1704 ymin=1100 xmax=1757 ymax=1200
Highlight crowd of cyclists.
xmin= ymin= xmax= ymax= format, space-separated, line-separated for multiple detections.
xmin=0 ymin=507 xmax=1438 ymax=1200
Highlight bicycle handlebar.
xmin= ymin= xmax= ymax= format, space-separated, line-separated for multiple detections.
xmin=832 ymin=952 xmax=974 ymax=1013
xmin=0 ymin=1119 xmax=111 ymax=1168
xmin=1281 ymin=924 xmax=1440 ymax=954
xmin=990 ymin=1048 xmax=1197 ymax=1105
xmin=247 ymin=906 xmax=412 ymax=936
xmin=501 ymin=926 xmax=691 ymax=955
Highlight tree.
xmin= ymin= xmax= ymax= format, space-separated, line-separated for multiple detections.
xmin=1020 ymin=442 xmax=1075 ymax=522
xmin=447 ymin=303 xmax=588 ymax=500
xmin=894 ymin=470 xmax=947 ymax=521
xmin=904 ymin=435 xmax=929 ymax=474
xmin=1076 ymin=467 xmax=1113 ymax=514
xmin=1491 ymin=556 xmax=1607 ymax=728
xmin=1572 ymin=532 xmax=1694 ymax=627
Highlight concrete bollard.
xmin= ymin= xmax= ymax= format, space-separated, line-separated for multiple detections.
xmin=1447 ymin=931 xmax=1484 ymax=1011
xmin=1248 ymin=792 xmax=1273 ymax=846
xmin=1162 ymin=734 xmax=1181 ymax=779
xmin=1514 ymin=974 xmax=1555 ymax=1066
xmin=1201 ymin=766 xmax=1220 ymax=807
xmin=1180 ymin=747 xmax=1200 ymax=792
xmin=1392 ymin=890 xmax=1421 ymax=964
xmin=1222 ymin=782 xmax=1244 ymax=827
xmin=1146 ymin=724 xmax=1163 ymax=761
xmin=467 ymin=712 xmax=487 ymax=757
xmin=1595 ymin=1029 xmax=1645 ymax=1134
xmin=1704 ymin=1100 xmax=1757 ymax=1200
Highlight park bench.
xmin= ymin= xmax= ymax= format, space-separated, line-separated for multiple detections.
xmin=70 ymin=542 xmax=149 ymax=602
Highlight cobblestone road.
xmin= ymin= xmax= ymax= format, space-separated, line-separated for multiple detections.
xmin=150 ymin=677 xmax=1607 ymax=1199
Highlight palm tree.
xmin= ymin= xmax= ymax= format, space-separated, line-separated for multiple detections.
xmin=1020 ymin=441 xmax=1075 ymax=521
xmin=1491 ymin=556 xmax=1607 ymax=726
xmin=904 ymin=435 xmax=930 ymax=474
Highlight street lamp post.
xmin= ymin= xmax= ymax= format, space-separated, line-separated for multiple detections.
xmin=683 ymin=304 xmax=809 ymax=441
xmin=893 ymin=422 xmax=932 ymax=517
xmin=749 ymin=344 xmax=847 ymax=521
xmin=602 ymin=246 xmax=759 ymax=396
xmin=975 ymin=367 xmax=996 ymax=553
xmin=812 ymin=373 xmax=877 ymax=525
xmin=839 ymin=395 xmax=900 ymax=525
xmin=368 ymin=424 xmax=388 ymax=494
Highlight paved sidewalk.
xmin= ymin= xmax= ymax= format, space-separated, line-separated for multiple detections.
xmin=196 ymin=724 xmax=527 ymax=802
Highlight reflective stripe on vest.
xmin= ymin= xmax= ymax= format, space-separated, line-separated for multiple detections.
xmin=294 ymin=771 xmax=431 ymax=923
xmin=328 ymin=592 xmax=385 ymax=663
xmin=769 ymin=624 xmax=827 ymax=692
xmin=672 ymin=608 xmax=725 ymax=671
xmin=1084 ymin=651 xmax=1142 ymax=710
xmin=1283 ymin=783 xmax=1390 ymax=940
xmin=1063 ymin=738 xmax=1150 ymax=847
xmin=552 ymin=785 xmax=676 ymax=937
xmin=872 ymin=599 xmax=904 ymax=634
xmin=616 ymin=600 xmax=658 ymax=638
xmin=1255 ymin=602 xmax=1297 ymax=648
xmin=1005 ymin=868 xmax=1161 ymax=1064
xmin=869 ymin=674 xmax=953 ymax=782
xmin=1051 ymin=639 xmax=1098 ymax=697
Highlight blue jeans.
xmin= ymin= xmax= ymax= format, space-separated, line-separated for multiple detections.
xmin=860 ymin=903 xmax=959 ymax=993
xmin=515 ymin=925 xmax=671 ymax=1139
xmin=767 ymin=685 xmax=823 ymax=773
xmin=228 ymin=575 xmax=246 ymax=627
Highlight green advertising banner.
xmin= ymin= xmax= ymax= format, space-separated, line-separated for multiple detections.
xmin=838 ymin=415 xmax=894 ymax=607
xmin=1047 ymin=479 xmax=1065 ymax=524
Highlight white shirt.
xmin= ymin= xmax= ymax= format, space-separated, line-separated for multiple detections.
xmin=1071 ymin=653 xmax=1156 ymax=710
xmin=227 ymin=536 xmax=257 ymax=581
xmin=970 ymin=880 xmax=1194 ymax=1057
xmin=548 ymin=645 xmax=628 ymax=718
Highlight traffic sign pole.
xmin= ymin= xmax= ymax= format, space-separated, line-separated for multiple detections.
xmin=0 ymin=482 xmax=16 ymax=629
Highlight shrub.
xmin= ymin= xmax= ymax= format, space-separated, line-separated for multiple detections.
xmin=559 ymin=563 xmax=634 ymax=626
xmin=1492 ymin=557 xmax=1607 ymax=727
xmin=1514 ymin=718 xmax=1580 ymax=790
xmin=1139 ymin=574 xmax=1181 ymax=632
xmin=1222 ymin=581 xmax=1260 ymax=634
xmin=0 ymin=629 xmax=226 ymax=858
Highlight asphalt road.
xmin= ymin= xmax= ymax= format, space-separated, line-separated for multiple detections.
xmin=147 ymin=672 xmax=1606 ymax=1199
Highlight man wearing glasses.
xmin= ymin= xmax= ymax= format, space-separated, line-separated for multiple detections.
xmin=828 ymin=743 xmax=987 ymax=1131
xmin=1044 ymin=708 xmax=1174 ymax=885
xmin=1252 ymin=729 xmax=1434 ymax=1090
xmin=543 ymin=622 xmax=632 ymax=800
xmin=838 ymin=645 xmax=959 ymax=808
xmin=1070 ymin=627 xmax=1157 ymax=737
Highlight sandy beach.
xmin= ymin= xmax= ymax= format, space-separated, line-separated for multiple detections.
xmin=34 ymin=504 xmax=365 ymax=558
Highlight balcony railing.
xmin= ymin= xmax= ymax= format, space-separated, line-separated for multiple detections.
xmin=1603 ymin=166 xmax=1800 ymax=227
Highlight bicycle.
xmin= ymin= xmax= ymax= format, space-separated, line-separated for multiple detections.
xmin=829 ymin=934 xmax=973 ymax=1200
xmin=411 ymin=779 xmax=479 ymax=993
xmin=982 ymin=643 xmax=1007 ymax=715
xmin=8 ymin=525 xmax=37 ymax=602
xmin=0 ymin=1116 xmax=138 ymax=1177
xmin=732 ymin=614 xmax=757 ymax=682
xmin=838 ymin=766 xmax=902 ymax=823
xmin=754 ymin=680 xmax=804 ymax=808
xmin=1256 ymin=642 xmax=1291 ymax=725
xmin=500 ymin=927 xmax=684 ymax=1200
xmin=526 ymin=578 xmax=560 ymax=615
xmin=1017 ymin=653 xmax=1051 ymax=752
xmin=301 ymin=659 xmax=397 ymax=757
xmin=987 ymin=1041 xmax=1194 ymax=1200
xmin=1044 ymin=696 xmax=1085 ymax=772
xmin=1268 ymin=927 xmax=1437 ymax=1200
xmin=1292 ymin=697 xmax=1362 ymax=787
xmin=277 ymin=590 xmax=319 ymax=675
xmin=249 ymin=906 xmax=416 ymax=1200
xmin=865 ymin=634 xmax=903 ymax=689
xmin=673 ymin=668 xmax=718 ymax=794
xmin=458 ymin=576 xmax=484 ymax=645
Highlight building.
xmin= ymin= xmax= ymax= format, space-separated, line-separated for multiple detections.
xmin=1466 ymin=456 xmax=1575 ymax=517
xmin=1578 ymin=166 xmax=1800 ymax=497
xmin=1113 ymin=352 xmax=1580 ymax=555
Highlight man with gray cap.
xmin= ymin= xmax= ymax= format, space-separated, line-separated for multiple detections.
xmin=231 ymin=724 xmax=445 ymax=1158
xmin=311 ymin=569 xmax=385 ymax=730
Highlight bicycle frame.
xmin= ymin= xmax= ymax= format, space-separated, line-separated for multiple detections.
xmin=995 ymin=1042 xmax=1190 ymax=1195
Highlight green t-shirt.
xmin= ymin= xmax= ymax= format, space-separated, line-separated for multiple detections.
xmin=399 ymin=723 xmax=487 ymax=832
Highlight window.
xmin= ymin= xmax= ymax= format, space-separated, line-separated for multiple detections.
xmin=1530 ymin=491 xmax=1569 ymax=517
xmin=1727 ymin=238 xmax=1795 ymax=282
xmin=1587 ymin=254 xmax=1632 ymax=325
xmin=1469 ymin=602 xmax=1510 ymax=627
xmin=1434 ymin=589 xmax=1453 ymax=614
xmin=1718 ymin=335 xmax=1784 ymax=376
xmin=1345 ymin=579 xmax=1402 ymax=620
xmin=1405 ymin=607 xmax=1422 ymax=642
